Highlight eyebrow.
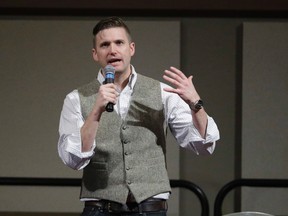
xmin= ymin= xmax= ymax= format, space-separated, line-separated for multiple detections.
xmin=99 ymin=41 xmax=110 ymax=46
xmin=99 ymin=39 xmax=125 ymax=46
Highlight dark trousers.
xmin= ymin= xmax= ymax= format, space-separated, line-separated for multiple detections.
xmin=80 ymin=205 xmax=167 ymax=216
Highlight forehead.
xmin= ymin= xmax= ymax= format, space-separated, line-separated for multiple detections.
xmin=96 ymin=27 xmax=129 ymax=42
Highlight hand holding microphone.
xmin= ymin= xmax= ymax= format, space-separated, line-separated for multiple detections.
xmin=104 ymin=65 xmax=115 ymax=112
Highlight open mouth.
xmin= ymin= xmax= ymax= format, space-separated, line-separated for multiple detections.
xmin=108 ymin=58 xmax=121 ymax=64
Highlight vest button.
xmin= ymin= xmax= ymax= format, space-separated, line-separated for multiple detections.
xmin=127 ymin=181 xmax=132 ymax=185
xmin=123 ymin=140 xmax=129 ymax=144
xmin=126 ymin=167 xmax=130 ymax=170
xmin=122 ymin=125 xmax=127 ymax=130
xmin=125 ymin=152 xmax=129 ymax=155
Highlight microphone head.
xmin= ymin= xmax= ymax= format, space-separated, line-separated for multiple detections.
xmin=104 ymin=65 xmax=115 ymax=75
xmin=104 ymin=65 xmax=115 ymax=84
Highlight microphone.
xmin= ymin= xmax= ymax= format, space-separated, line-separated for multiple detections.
xmin=104 ymin=65 xmax=115 ymax=112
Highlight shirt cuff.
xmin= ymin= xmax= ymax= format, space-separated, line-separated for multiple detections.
xmin=64 ymin=132 xmax=96 ymax=159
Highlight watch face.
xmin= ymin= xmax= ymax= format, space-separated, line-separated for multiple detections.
xmin=189 ymin=99 xmax=204 ymax=111
xmin=195 ymin=100 xmax=203 ymax=109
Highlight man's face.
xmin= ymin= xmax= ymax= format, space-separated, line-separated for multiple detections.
xmin=92 ymin=27 xmax=135 ymax=75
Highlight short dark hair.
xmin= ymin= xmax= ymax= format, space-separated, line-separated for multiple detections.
xmin=92 ymin=17 xmax=132 ymax=47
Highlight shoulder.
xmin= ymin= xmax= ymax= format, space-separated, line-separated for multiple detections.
xmin=136 ymin=73 xmax=161 ymax=89
xmin=77 ymin=79 xmax=100 ymax=97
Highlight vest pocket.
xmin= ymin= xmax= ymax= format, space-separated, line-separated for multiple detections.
xmin=83 ymin=161 xmax=108 ymax=191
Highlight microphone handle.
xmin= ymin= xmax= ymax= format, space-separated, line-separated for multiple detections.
xmin=106 ymin=102 xmax=114 ymax=112
xmin=105 ymin=76 xmax=114 ymax=112
xmin=105 ymin=77 xmax=114 ymax=84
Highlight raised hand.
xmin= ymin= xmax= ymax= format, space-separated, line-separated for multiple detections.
xmin=163 ymin=66 xmax=200 ymax=105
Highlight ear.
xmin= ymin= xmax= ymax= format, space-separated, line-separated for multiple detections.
xmin=92 ymin=48 xmax=99 ymax=62
xmin=130 ymin=42 xmax=135 ymax=57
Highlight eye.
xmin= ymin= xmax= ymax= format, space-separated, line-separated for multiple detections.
xmin=116 ymin=40 xmax=124 ymax=45
xmin=100 ymin=42 xmax=110 ymax=48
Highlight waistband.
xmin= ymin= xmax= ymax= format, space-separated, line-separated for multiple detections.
xmin=85 ymin=198 xmax=167 ymax=213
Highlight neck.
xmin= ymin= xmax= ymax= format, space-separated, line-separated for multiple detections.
xmin=114 ymin=67 xmax=132 ymax=91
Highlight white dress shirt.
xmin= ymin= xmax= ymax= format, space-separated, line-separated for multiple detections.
xmin=58 ymin=66 xmax=220 ymax=200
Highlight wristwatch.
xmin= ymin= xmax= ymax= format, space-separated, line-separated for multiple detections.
xmin=189 ymin=99 xmax=204 ymax=112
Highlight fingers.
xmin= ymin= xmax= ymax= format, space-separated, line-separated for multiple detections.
xmin=163 ymin=66 xmax=192 ymax=88
xmin=164 ymin=66 xmax=188 ymax=80
xmin=163 ymin=71 xmax=181 ymax=88
xmin=163 ymin=66 xmax=199 ymax=102
xmin=163 ymin=73 xmax=180 ymax=87
xmin=103 ymin=84 xmax=119 ymax=103
xmin=97 ymin=84 xmax=119 ymax=110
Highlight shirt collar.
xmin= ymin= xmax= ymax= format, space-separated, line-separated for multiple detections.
xmin=97 ymin=65 xmax=137 ymax=90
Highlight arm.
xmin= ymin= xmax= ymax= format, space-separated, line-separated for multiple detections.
xmin=57 ymin=90 xmax=95 ymax=170
xmin=163 ymin=66 xmax=208 ymax=138
xmin=57 ymin=83 xmax=118 ymax=169
xmin=80 ymin=83 xmax=118 ymax=152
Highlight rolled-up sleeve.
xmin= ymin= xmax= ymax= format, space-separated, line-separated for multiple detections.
xmin=58 ymin=90 xmax=95 ymax=170
xmin=162 ymin=83 xmax=220 ymax=155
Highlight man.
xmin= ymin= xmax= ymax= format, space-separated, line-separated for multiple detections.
xmin=58 ymin=17 xmax=220 ymax=216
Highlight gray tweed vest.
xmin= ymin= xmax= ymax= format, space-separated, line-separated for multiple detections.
xmin=78 ymin=73 xmax=171 ymax=204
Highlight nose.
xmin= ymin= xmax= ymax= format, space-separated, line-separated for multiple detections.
xmin=109 ymin=43 xmax=117 ymax=54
